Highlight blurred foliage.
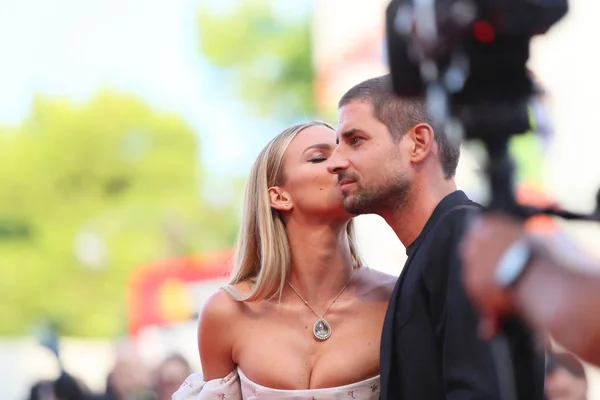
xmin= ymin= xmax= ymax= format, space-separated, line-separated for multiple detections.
xmin=198 ymin=0 xmax=315 ymax=121
xmin=510 ymin=133 xmax=545 ymax=185
xmin=0 ymin=92 xmax=240 ymax=337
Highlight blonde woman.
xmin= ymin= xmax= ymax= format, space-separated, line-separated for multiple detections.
xmin=174 ymin=121 xmax=395 ymax=400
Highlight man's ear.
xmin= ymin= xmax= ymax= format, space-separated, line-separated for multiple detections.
xmin=408 ymin=123 xmax=435 ymax=163
xmin=268 ymin=186 xmax=293 ymax=211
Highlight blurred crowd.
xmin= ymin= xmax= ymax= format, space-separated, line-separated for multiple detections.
xmin=27 ymin=352 xmax=191 ymax=400
xmin=26 ymin=349 xmax=590 ymax=400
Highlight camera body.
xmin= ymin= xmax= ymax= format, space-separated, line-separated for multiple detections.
xmin=386 ymin=0 xmax=568 ymax=143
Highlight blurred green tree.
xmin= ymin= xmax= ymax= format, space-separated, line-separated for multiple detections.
xmin=0 ymin=91 xmax=240 ymax=337
xmin=198 ymin=0 xmax=315 ymax=121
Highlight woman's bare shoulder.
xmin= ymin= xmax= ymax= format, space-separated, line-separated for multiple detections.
xmin=197 ymin=288 xmax=244 ymax=379
xmin=199 ymin=289 xmax=240 ymax=331
xmin=200 ymin=282 xmax=253 ymax=320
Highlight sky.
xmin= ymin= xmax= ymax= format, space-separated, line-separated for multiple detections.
xmin=0 ymin=0 xmax=308 ymax=178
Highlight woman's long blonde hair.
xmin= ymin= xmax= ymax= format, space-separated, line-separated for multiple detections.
xmin=224 ymin=121 xmax=363 ymax=302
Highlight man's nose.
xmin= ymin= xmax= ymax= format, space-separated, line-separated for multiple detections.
xmin=327 ymin=148 xmax=349 ymax=175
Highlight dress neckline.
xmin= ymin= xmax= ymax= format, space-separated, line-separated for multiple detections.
xmin=236 ymin=367 xmax=380 ymax=393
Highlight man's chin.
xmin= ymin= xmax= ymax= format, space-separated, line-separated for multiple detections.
xmin=343 ymin=197 xmax=368 ymax=216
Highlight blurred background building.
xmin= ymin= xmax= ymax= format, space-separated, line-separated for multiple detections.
xmin=1 ymin=0 xmax=599 ymax=399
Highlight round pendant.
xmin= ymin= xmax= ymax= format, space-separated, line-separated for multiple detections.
xmin=313 ymin=318 xmax=332 ymax=340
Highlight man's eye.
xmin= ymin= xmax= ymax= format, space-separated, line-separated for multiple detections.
xmin=351 ymin=137 xmax=363 ymax=145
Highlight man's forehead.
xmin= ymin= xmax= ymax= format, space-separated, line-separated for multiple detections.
xmin=340 ymin=99 xmax=375 ymax=122
xmin=337 ymin=101 xmax=373 ymax=130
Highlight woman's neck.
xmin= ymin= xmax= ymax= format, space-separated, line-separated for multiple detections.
xmin=284 ymin=219 xmax=356 ymax=308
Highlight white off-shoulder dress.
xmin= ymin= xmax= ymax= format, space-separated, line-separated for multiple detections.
xmin=172 ymin=368 xmax=381 ymax=400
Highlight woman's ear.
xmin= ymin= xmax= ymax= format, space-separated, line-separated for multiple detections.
xmin=268 ymin=186 xmax=293 ymax=211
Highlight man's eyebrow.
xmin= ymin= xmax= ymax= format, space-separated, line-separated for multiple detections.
xmin=302 ymin=143 xmax=333 ymax=154
xmin=335 ymin=129 xmax=359 ymax=145
xmin=341 ymin=128 xmax=362 ymax=139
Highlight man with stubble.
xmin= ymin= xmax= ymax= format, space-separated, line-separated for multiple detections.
xmin=327 ymin=75 xmax=545 ymax=399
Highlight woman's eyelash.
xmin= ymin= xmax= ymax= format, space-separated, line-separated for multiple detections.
xmin=310 ymin=157 xmax=327 ymax=163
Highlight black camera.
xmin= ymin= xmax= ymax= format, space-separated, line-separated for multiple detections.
xmin=385 ymin=0 xmax=568 ymax=143
xmin=385 ymin=0 xmax=594 ymax=223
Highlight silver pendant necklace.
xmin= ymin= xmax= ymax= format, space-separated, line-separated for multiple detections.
xmin=287 ymin=271 xmax=354 ymax=341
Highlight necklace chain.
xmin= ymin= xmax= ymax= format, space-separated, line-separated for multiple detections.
xmin=287 ymin=270 xmax=354 ymax=319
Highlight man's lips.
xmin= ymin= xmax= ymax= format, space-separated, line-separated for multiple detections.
xmin=339 ymin=179 xmax=356 ymax=191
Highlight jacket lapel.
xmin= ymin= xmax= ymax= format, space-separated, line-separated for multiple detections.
xmin=380 ymin=242 xmax=423 ymax=397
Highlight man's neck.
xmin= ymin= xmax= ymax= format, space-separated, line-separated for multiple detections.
xmin=382 ymin=179 xmax=457 ymax=248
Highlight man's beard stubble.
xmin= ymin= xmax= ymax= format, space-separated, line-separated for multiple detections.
xmin=343 ymin=174 xmax=411 ymax=216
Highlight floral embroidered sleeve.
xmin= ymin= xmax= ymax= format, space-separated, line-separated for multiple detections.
xmin=172 ymin=370 xmax=242 ymax=400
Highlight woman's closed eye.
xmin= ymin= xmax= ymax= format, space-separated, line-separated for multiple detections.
xmin=309 ymin=153 xmax=328 ymax=163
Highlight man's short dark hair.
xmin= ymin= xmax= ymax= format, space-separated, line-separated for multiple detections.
xmin=338 ymin=75 xmax=460 ymax=179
